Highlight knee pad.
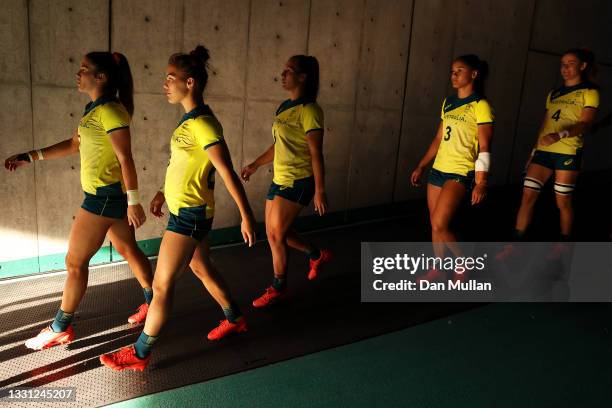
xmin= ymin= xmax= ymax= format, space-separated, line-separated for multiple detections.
xmin=554 ymin=182 xmax=575 ymax=196
xmin=523 ymin=176 xmax=544 ymax=192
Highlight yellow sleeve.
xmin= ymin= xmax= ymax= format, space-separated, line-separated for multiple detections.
xmin=193 ymin=117 xmax=224 ymax=150
xmin=584 ymin=89 xmax=600 ymax=109
xmin=440 ymin=98 xmax=446 ymax=120
xmin=301 ymin=103 xmax=324 ymax=134
xmin=476 ymin=99 xmax=495 ymax=124
xmin=545 ymin=92 xmax=552 ymax=110
xmin=100 ymin=103 xmax=130 ymax=134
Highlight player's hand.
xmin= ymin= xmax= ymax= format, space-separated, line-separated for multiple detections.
xmin=241 ymin=215 xmax=256 ymax=247
xmin=128 ymin=204 xmax=146 ymax=228
xmin=410 ymin=167 xmax=424 ymax=187
xmin=314 ymin=191 xmax=328 ymax=216
xmin=471 ymin=183 xmax=487 ymax=205
xmin=4 ymin=154 xmax=30 ymax=171
xmin=150 ymin=191 xmax=165 ymax=217
xmin=540 ymin=133 xmax=560 ymax=146
xmin=241 ymin=163 xmax=258 ymax=182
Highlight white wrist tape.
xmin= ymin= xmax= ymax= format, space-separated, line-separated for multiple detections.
xmin=475 ymin=152 xmax=491 ymax=172
xmin=531 ymin=148 xmax=536 ymax=157
xmin=27 ymin=152 xmax=34 ymax=162
xmin=36 ymin=149 xmax=44 ymax=160
xmin=558 ymin=130 xmax=570 ymax=139
xmin=127 ymin=190 xmax=140 ymax=205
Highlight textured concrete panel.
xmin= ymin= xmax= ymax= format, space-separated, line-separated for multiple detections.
xmin=206 ymin=97 xmax=245 ymax=228
xmin=394 ymin=0 xmax=456 ymax=202
xmin=531 ymin=0 xmax=612 ymax=64
xmin=32 ymin=86 xmax=89 ymax=256
xmin=356 ymin=0 xmax=413 ymax=111
xmin=242 ymin=100 xmax=278 ymax=221
xmin=583 ymin=64 xmax=612 ymax=172
xmin=489 ymin=120 xmax=518 ymax=186
xmin=30 ymin=0 xmax=109 ymax=87
xmin=246 ymin=0 xmax=309 ymax=101
xmin=129 ymin=94 xmax=180 ymax=241
xmin=0 ymin=0 xmax=29 ymax=84
xmin=308 ymin=0 xmax=364 ymax=107
xmin=112 ymin=0 xmax=182 ymax=94
xmin=183 ymin=0 xmax=250 ymax=99
xmin=0 ymin=84 xmax=37 ymax=262
xmin=318 ymin=107 xmax=353 ymax=214
xmin=348 ymin=109 xmax=403 ymax=208
xmin=393 ymin=115 xmax=439 ymax=201
xmin=402 ymin=0 xmax=457 ymax=117
xmin=509 ymin=52 xmax=559 ymax=183
xmin=300 ymin=106 xmax=353 ymax=217
xmin=453 ymin=0 xmax=534 ymax=119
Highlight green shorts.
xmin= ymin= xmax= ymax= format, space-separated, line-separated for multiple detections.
xmin=428 ymin=168 xmax=474 ymax=189
xmin=81 ymin=182 xmax=127 ymax=219
xmin=166 ymin=205 xmax=213 ymax=242
xmin=266 ymin=176 xmax=315 ymax=206
xmin=531 ymin=149 xmax=582 ymax=171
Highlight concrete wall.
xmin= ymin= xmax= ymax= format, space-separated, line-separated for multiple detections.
xmin=1 ymin=0 xmax=611 ymax=270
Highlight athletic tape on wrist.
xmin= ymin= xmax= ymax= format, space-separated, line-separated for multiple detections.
xmin=36 ymin=149 xmax=44 ymax=160
xmin=475 ymin=152 xmax=491 ymax=172
xmin=558 ymin=130 xmax=570 ymax=139
xmin=127 ymin=190 xmax=140 ymax=205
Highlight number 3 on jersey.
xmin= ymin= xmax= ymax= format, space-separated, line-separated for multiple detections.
xmin=551 ymin=109 xmax=561 ymax=122
xmin=444 ymin=126 xmax=451 ymax=141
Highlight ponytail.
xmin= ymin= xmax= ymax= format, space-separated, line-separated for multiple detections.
xmin=169 ymin=45 xmax=211 ymax=97
xmin=290 ymin=55 xmax=320 ymax=101
xmin=563 ymin=48 xmax=597 ymax=85
xmin=455 ymin=54 xmax=489 ymax=97
xmin=86 ymin=51 xmax=134 ymax=116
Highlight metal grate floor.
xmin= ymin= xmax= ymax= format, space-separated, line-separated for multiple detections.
xmin=0 ymin=218 xmax=475 ymax=407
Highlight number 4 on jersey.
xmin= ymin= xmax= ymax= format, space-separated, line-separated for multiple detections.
xmin=551 ymin=109 xmax=561 ymax=121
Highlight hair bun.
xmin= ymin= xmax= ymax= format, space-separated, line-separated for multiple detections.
xmin=190 ymin=45 xmax=210 ymax=65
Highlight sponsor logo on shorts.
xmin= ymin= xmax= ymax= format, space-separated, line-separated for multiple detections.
xmin=563 ymin=159 xmax=574 ymax=166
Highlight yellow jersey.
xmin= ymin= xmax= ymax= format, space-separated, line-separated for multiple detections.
xmin=272 ymin=98 xmax=324 ymax=187
xmin=164 ymin=105 xmax=223 ymax=218
xmin=537 ymin=83 xmax=599 ymax=155
xmin=432 ymin=93 xmax=495 ymax=176
xmin=78 ymin=96 xmax=130 ymax=195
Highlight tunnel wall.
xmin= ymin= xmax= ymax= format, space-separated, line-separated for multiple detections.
xmin=1 ymin=0 xmax=611 ymax=276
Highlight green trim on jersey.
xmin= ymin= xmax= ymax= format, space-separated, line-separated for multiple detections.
xmin=550 ymin=82 xmax=597 ymax=101
xmin=82 ymin=94 xmax=117 ymax=117
xmin=443 ymin=93 xmax=482 ymax=113
xmin=276 ymin=97 xmax=315 ymax=116
xmin=178 ymin=105 xmax=214 ymax=127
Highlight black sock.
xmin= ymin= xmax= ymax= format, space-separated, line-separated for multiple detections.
xmin=272 ymin=276 xmax=286 ymax=291
xmin=222 ymin=301 xmax=242 ymax=323
xmin=143 ymin=287 xmax=153 ymax=305
xmin=134 ymin=331 xmax=158 ymax=359
xmin=50 ymin=309 xmax=74 ymax=333
xmin=307 ymin=246 xmax=321 ymax=260
xmin=513 ymin=229 xmax=526 ymax=242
